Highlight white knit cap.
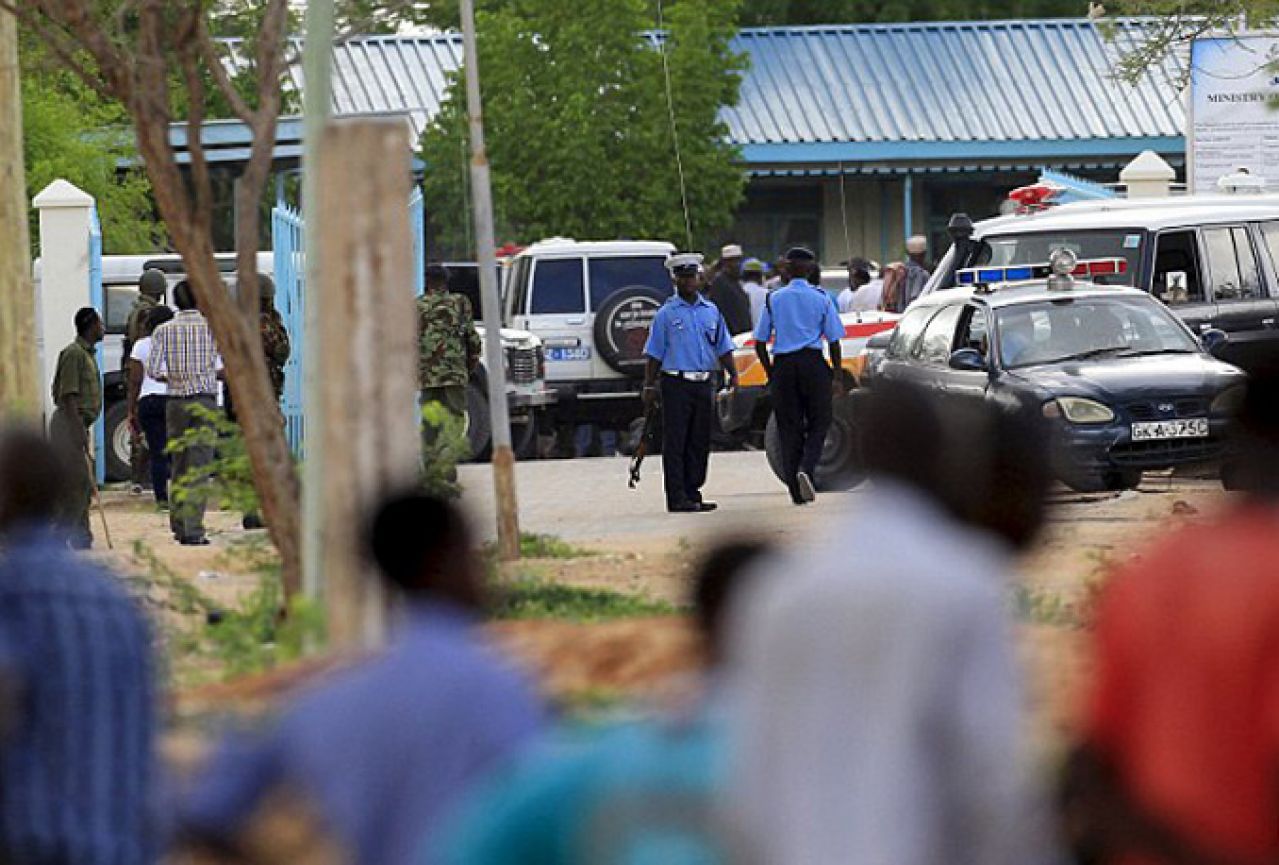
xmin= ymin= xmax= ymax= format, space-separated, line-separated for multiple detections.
xmin=906 ymin=235 xmax=927 ymax=254
xmin=721 ymin=244 xmax=744 ymax=259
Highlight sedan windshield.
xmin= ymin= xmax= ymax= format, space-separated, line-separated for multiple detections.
xmin=981 ymin=230 xmax=1143 ymax=287
xmin=996 ymin=296 xmax=1199 ymax=369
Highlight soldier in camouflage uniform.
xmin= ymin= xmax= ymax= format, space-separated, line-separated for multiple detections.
xmin=124 ymin=269 xmax=168 ymax=491
xmin=419 ymin=264 xmax=481 ymax=419
xmin=259 ymin=275 xmax=291 ymax=403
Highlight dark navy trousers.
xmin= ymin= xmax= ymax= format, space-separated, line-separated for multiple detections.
xmin=660 ymin=376 xmax=714 ymax=508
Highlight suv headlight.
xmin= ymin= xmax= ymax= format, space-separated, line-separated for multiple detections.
xmin=1044 ymin=397 xmax=1114 ymax=424
xmin=1211 ymin=384 xmax=1245 ymax=415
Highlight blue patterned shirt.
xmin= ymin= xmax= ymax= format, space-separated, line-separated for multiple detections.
xmin=0 ymin=525 xmax=157 ymax=864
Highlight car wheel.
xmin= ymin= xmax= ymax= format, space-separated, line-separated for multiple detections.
xmin=465 ymin=380 xmax=492 ymax=462
xmin=1103 ymin=469 xmax=1142 ymax=491
xmin=593 ymin=285 xmax=668 ymax=377
xmin=763 ymin=394 xmax=868 ymax=493
xmin=105 ymin=400 xmax=133 ymax=482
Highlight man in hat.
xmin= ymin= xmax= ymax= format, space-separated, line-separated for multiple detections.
xmin=753 ymin=246 xmax=845 ymax=505
xmin=706 ymin=243 xmax=752 ymax=337
xmin=742 ymin=258 xmax=770 ymax=328
xmin=900 ymin=235 xmax=932 ymax=311
xmin=50 ymin=307 xmax=105 ymax=547
xmin=124 ymin=268 xmax=168 ymax=493
xmin=642 ymin=253 xmax=738 ymax=513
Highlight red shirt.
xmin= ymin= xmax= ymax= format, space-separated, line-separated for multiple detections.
xmin=1086 ymin=504 xmax=1279 ymax=861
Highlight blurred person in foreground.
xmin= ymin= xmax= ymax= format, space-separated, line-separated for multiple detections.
xmin=0 ymin=427 xmax=158 ymax=863
xmin=436 ymin=540 xmax=769 ymax=865
xmin=728 ymin=383 xmax=1053 ymax=865
xmin=181 ymin=493 xmax=546 ymax=865
xmin=1062 ymin=369 xmax=1279 ymax=865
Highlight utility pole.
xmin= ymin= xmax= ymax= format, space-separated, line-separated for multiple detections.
xmin=301 ymin=0 xmax=335 ymax=601
xmin=460 ymin=0 xmax=521 ymax=561
xmin=0 ymin=8 xmax=38 ymax=417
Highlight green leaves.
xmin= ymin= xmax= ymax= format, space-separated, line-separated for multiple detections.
xmin=420 ymin=0 xmax=746 ymax=255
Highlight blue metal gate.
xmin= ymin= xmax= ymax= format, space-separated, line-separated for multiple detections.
xmin=272 ymin=203 xmax=306 ymax=455
xmin=88 ymin=206 xmax=105 ymax=484
xmin=270 ymin=188 xmax=422 ymax=456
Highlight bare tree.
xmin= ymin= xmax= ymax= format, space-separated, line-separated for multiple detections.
xmin=7 ymin=0 xmax=304 ymax=591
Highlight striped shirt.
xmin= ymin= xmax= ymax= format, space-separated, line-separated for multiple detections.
xmin=0 ymin=525 xmax=157 ymax=864
xmin=148 ymin=310 xmax=220 ymax=398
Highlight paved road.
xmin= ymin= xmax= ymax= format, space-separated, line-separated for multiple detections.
xmin=459 ymin=451 xmax=856 ymax=547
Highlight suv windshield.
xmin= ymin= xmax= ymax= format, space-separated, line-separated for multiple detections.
xmin=981 ymin=230 xmax=1143 ymax=287
xmin=588 ymin=257 xmax=671 ymax=310
xmin=997 ymin=295 xmax=1198 ymax=369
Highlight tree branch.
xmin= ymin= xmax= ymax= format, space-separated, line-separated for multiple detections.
xmin=0 ymin=1 xmax=118 ymax=102
xmin=197 ymin=17 xmax=255 ymax=125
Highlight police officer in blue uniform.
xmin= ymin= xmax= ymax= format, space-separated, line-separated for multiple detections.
xmin=754 ymin=246 xmax=845 ymax=505
xmin=643 ymin=253 xmax=739 ymax=513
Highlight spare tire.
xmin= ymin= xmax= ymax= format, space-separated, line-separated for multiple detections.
xmin=593 ymin=285 xmax=668 ymax=378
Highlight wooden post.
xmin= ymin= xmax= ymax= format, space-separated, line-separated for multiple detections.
xmin=312 ymin=119 xmax=419 ymax=648
xmin=0 ymin=9 xmax=38 ymax=416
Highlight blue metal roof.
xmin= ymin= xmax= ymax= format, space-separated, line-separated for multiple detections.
xmin=209 ymin=19 xmax=1184 ymax=166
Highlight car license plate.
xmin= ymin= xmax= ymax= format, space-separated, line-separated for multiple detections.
xmin=1131 ymin=418 xmax=1209 ymax=441
xmin=547 ymin=347 xmax=591 ymax=362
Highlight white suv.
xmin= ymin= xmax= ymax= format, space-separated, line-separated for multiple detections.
xmin=504 ymin=239 xmax=676 ymax=432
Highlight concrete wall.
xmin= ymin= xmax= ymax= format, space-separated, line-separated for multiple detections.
xmin=820 ymin=177 xmax=919 ymax=266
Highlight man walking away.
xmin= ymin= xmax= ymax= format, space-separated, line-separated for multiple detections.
xmin=49 ymin=307 xmax=104 ymax=548
xmin=0 ymin=427 xmax=157 ymax=864
xmin=836 ymin=259 xmax=873 ymax=314
xmin=902 ymin=235 xmax=932 ymax=310
xmin=181 ymin=493 xmax=546 ymax=865
xmin=707 ymin=244 xmax=752 ymax=337
xmin=1062 ymin=368 xmax=1279 ymax=865
xmin=148 ymin=280 xmax=221 ymax=546
xmin=124 ymin=268 xmax=167 ymax=493
xmin=642 ymin=253 xmax=738 ymax=514
xmin=753 ymin=247 xmax=844 ymax=505
xmin=419 ymin=264 xmax=482 ymax=427
xmin=742 ymin=258 xmax=770 ymax=328
xmin=128 ymin=306 xmax=175 ymax=509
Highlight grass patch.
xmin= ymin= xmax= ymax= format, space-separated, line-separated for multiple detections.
xmin=483 ymin=532 xmax=596 ymax=561
xmin=492 ymin=577 xmax=677 ymax=622
xmin=1011 ymin=584 xmax=1086 ymax=629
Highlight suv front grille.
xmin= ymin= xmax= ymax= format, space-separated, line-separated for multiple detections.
xmin=507 ymin=346 xmax=540 ymax=385
xmin=1126 ymin=397 xmax=1207 ymax=422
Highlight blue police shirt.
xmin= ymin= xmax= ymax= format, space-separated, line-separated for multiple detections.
xmin=644 ymin=294 xmax=735 ymax=373
xmin=753 ymin=278 xmax=845 ymax=355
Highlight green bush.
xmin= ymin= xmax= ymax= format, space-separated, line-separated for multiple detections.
xmin=166 ymin=403 xmax=263 ymax=517
xmin=421 ymin=401 xmax=470 ymax=500
xmin=492 ymin=577 xmax=678 ymax=622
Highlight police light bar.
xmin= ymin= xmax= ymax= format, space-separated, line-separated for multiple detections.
xmin=1008 ymin=182 xmax=1063 ymax=212
xmin=956 ymin=258 xmax=1127 ymax=286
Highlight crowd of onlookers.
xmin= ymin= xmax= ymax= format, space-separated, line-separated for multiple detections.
xmin=3 ymin=366 xmax=1279 ymax=863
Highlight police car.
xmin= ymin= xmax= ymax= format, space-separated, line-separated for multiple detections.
xmin=875 ymin=250 xmax=1247 ymax=492
xmin=926 ymin=187 xmax=1279 ymax=373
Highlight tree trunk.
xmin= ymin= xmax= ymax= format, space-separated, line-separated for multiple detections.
xmin=132 ymin=121 xmax=304 ymax=596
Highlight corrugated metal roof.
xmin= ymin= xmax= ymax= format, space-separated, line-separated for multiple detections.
xmin=231 ymin=19 xmax=1185 ymax=160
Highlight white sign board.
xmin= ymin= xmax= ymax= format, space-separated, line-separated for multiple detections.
xmin=1190 ymin=35 xmax=1279 ymax=194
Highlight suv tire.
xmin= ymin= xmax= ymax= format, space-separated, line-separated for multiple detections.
xmin=105 ymin=400 xmax=132 ymax=482
xmin=593 ymin=285 xmax=668 ymax=378
xmin=465 ymin=380 xmax=492 ymax=462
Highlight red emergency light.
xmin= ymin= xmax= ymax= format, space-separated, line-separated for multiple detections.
xmin=1008 ymin=182 xmax=1063 ymax=213
xmin=1071 ymin=258 xmax=1127 ymax=277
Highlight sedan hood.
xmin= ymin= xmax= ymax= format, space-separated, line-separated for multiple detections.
xmin=1007 ymin=353 xmax=1245 ymax=401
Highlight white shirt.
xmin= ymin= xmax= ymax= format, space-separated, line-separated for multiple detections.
xmin=840 ymin=278 xmax=885 ymax=313
xmin=728 ymin=482 xmax=1044 ymax=865
xmin=743 ymin=281 xmax=770 ymax=327
xmin=128 ymin=338 xmax=168 ymax=399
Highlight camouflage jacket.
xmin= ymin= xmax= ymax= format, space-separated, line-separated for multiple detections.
xmin=261 ymin=309 xmax=291 ymax=400
xmin=418 ymin=291 xmax=481 ymax=389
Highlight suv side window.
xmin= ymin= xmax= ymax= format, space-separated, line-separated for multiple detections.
xmin=956 ymin=305 xmax=990 ymax=358
xmin=1203 ymin=226 xmax=1263 ymax=301
xmin=1256 ymin=221 xmax=1279 ymax=296
xmin=886 ymin=306 xmax=932 ymax=359
xmin=1152 ymin=230 xmax=1206 ymax=306
xmin=530 ymin=258 xmax=586 ymax=315
xmin=914 ymin=304 xmax=964 ymax=365
xmin=588 ymin=257 xmax=670 ymax=311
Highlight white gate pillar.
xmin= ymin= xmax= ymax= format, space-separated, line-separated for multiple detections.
xmin=32 ymin=180 xmax=95 ymax=422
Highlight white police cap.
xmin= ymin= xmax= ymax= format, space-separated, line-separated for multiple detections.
xmin=666 ymin=252 xmax=705 ymax=275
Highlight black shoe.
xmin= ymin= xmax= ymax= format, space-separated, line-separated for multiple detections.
xmin=667 ymin=502 xmax=701 ymax=513
xmin=178 ymin=535 xmax=210 ymax=546
xmin=696 ymin=501 xmax=718 ymax=512
xmin=242 ymin=513 xmax=264 ymax=530
xmin=796 ymin=472 xmax=817 ymax=503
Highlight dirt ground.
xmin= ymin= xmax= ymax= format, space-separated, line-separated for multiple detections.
xmin=97 ymin=468 xmax=1232 ymax=757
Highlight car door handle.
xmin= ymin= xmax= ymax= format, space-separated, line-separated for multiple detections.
xmin=1198 ymin=322 xmax=1211 ymax=333
xmin=565 ymin=317 xmax=586 ymax=325
xmin=1264 ymin=318 xmax=1276 ymax=328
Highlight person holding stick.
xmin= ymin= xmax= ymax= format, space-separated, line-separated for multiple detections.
xmin=48 ymin=307 xmax=104 ymax=549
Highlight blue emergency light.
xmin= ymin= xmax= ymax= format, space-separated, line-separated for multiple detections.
xmin=955 ymin=257 xmax=1127 ymax=287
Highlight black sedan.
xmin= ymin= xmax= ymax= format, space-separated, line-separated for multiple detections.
xmin=874 ymin=279 xmax=1247 ymax=492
